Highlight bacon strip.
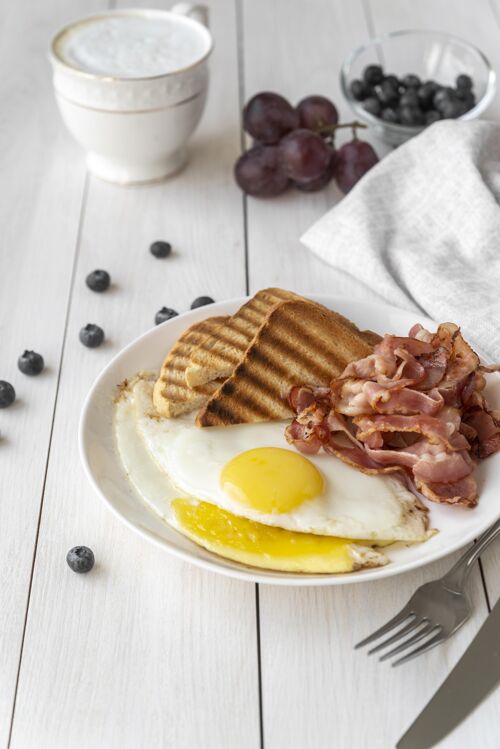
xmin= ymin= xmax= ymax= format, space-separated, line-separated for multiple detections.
xmin=462 ymin=406 xmax=500 ymax=459
xmin=286 ymin=323 xmax=500 ymax=508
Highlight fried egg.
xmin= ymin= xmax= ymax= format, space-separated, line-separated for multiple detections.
xmin=114 ymin=380 xmax=391 ymax=572
xmin=115 ymin=378 xmax=430 ymax=546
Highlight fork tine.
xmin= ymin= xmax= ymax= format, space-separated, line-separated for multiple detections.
xmin=355 ymin=608 xmax=414 ymax=649
xmin=391 ymin=630 xmax=445 ymax=667
xmin=368 ymin=618 xmax=421 ymax=655
xmin=379 ymin=621 xmax=433 ymax=661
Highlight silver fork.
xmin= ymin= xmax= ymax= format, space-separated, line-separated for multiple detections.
xmin=355 ymin=518 xmax=500 ymax=666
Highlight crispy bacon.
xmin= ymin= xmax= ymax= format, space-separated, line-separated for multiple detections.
xmin=416 ymin=476 xmax=478 ymax=508
xmin=416 ymin=349 xmax=448 ymax=390
xmin=462 ymin=406 xmax=500 ymax=459
xmin=286 ymin=321 xmax=500 ymax=508
xmin=409 ymin=323 xmax=433 ymax=343
xmin=353 ymin=414 xmax=454 ymax=448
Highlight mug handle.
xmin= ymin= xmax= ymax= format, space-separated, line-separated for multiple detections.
xmin=171 ymin=3 xmax=209 ymax=28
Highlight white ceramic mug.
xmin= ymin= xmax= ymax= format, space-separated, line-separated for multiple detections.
xmin=50 ymin=5 xmax=213 ymax=185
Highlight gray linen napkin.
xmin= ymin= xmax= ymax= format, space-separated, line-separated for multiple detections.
xmin=301 ymin=120 xmax=500 ymax=360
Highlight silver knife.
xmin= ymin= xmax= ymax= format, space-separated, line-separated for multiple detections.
xmin=397 ymin=594 xmax=500 ymax=749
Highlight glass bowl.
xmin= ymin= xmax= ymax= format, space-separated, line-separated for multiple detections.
xmin=340 ymin=29 xmax=495 ymax=146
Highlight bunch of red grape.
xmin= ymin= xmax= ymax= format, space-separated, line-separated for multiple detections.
xmin=234 ymin=92 xmax=379 ymax=198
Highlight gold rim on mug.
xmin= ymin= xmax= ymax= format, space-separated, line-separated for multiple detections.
xmin=53 ymin=88 xmax=203 ymax=114
xmin=50 ymin=8 xmax=214 ymax=83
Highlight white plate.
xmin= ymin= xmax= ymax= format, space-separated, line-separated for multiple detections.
xmin=79 ymin=296 xmax=500 ymax=586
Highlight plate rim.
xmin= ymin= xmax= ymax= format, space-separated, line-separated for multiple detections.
xmin=79 ymin=294 xmax=500 ymax=586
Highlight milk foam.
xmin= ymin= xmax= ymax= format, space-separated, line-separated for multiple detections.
xmin=56 ymin=14 xmax=208 ymax=78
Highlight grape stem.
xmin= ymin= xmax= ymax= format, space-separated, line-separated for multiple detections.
xmin=317 ymin=120 xmax=367 ymax=141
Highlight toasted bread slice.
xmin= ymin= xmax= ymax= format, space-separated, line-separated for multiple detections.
xmin=185 ymin=288 xmax=302 ymax=388
xmin=197 ymin=300 xmax=375 ymax=426
xmin=361 ymin=329 xmax=382 ymax=347
xmin=153 ymin=316 xmax=228 ymax=418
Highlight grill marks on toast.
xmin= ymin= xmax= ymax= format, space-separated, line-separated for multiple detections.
xmin=184 ymin=288 xmax=301 ymax=387
xmin=197 ymin=301 xmax=375 ymax=427
xmin=153 ymin=316 xmax=228 ymax=417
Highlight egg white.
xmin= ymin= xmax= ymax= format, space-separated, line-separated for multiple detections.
xmin=115 ymin=378 xmax=430 ymax=543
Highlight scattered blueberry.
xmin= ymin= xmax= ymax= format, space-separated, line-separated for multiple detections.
xmin=402 ymin=74 xmax=421 ymax=89
xmin=191 ymin=296 xmax=215 ymax=310
xmin=155 ymin=307 xmax=179 ymax=325
xmin=86 ymin=269 xmax=111 ymax=292
xmin=0 ymin=381 xmax=15 ymax=408
xmin=18 ymin=350 xmax=44 ymax=376
xmin=150 ymin=240 xmax=172 ymax=259
xmin=363 ymin=64 xmax=384 ymax=85
xmin=66 ymin=546 xmax=95 ymax=574
xmin=456 ymin=74 xmax=473 ymax=91
xmin=79 ymin=324 xmax=104 ymax=348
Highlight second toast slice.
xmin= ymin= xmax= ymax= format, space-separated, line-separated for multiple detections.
xmin=185 ymin=288 xmax=301 ymax=388
xmin=196 ymin=300 xmax=375 ymax=426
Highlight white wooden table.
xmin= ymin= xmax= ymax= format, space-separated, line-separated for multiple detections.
xmin=3 ymin=1 xmax=500 ymax=747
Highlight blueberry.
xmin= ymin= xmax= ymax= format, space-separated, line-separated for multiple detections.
xmin=18 ymin=350 xmax=44 ymax=376
xmin=425 ymin=109 xmax=441 ymax=125
xmin=378 ymin=79 xmax=399 ymax=105
xmin=399 ymin=90 xmax=419 ymax=108
xmin=79 ymin=324 xmax=104 ymax=348
xmin=363 ymin=64 xmax=384 ymax=86
xmin=418 ymin=82 xmax=438 ymax=110
xmin=456 ymin=74 xmax=473 ymax=91
xmin=381 ymin=107 xmax=400 ymax=123
xmin=349 ymin=79 xmax=368 ymax=101
xmin=191 ymin=296 xmax=215 ymax=309
xmin=461 ymin=92 xmax=476 ymax=111
xmin=66 ymin=546 xmax=95 ymax=574
xmin=0 ymin=381 xmax=15 ymax=408
xmin=402 ymin=74 xmax=421 ymax=89
xmin=384 ymin=74 xmax=400 ymax=89
xmin=155 ymin=307 xmax=178 ymax=325
xmin=86 ymin=269 xmax=110 ymax=292
xmin=440 ymin=99 xmax=466 ymax=119
xmin=150 ymin=241 xmax=172 ymax=259
xmin=399 ymin=106 xmax=425 ymax=126
xmin=363 ymin=96 xmax=382 ymax=116
xmin=433 ymin=87 xmax=455 ymax=111
xmin=424 ymin=80 xmax=439 ymax=91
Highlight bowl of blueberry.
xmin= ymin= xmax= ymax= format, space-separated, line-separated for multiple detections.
xmin=341 ymin=29 xmax=495 ymax=146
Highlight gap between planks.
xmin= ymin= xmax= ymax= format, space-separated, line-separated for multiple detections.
xmin=6 ymin=173 xmax=90 ymax=748
xmin=236 ymin=1 xmax=264 ymax=747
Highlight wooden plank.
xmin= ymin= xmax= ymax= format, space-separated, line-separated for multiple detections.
xmin=367 ymin=0 xmax=500 ymax=667
xmin=242 ymin=0 xmax=497 ymax=747
xmin=242 ymin=0 xmax=390 ymax=301
xmin=0 ymin=1 xmax=104 ymax=745
xmin=259 ymin=562 xmax=499 ymax=749
xmin=9 ymin=1 xmax=260 ymax=747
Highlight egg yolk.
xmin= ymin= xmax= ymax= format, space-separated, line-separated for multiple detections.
xmin=220 ymin=447 xmax=324 ymax=514
xmin=171 ymin=498 xmax=361 ymax=574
